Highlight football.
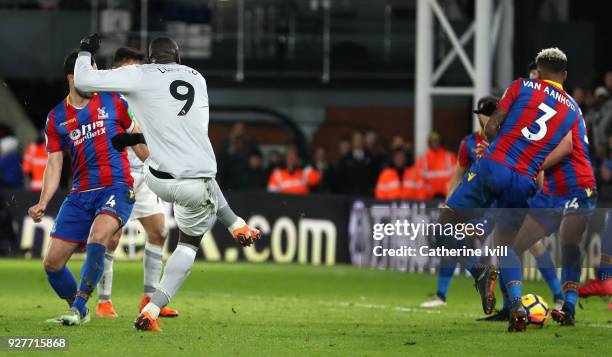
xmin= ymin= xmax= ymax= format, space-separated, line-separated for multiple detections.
xmin=522 ymin=294 xmax=550 ymax=328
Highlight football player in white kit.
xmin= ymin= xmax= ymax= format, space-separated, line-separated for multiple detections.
xmin=95 ymin=47 xmax=178 ymax=319
xmin=74 ymin=34 xmax=261 ymax=331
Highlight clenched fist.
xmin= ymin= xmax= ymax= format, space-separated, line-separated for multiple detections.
xmin=28 ymin=203 xmax=47 ymax=223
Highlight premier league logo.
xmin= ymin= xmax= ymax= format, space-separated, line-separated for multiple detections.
xmin=69 ymin=128 xmax=81 ymax=141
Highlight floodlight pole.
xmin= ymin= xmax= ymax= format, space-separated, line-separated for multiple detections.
xmin=415 ymin=0 xmax=433 ymax=159
xmin=140 ymin=0 xmax=148 ymax=53
xmin=414 ymin=0 xmax=510 ymax=159
xmin=473 ymin=0 xmax=492 ymax=130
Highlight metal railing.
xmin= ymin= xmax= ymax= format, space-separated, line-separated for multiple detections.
xmin=93 ymin=0 xmax=418 ymax=83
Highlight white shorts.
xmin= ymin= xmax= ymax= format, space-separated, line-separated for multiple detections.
xmin=130 ymin=171 xmax=165 ymax=220
xmin=143 ymin=165 xmax=217 ymax=236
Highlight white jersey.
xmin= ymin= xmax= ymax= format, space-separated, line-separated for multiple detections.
xmin=74 ymin=52 xmax=216 ymax=179
xmin=127 ymin=147 xmax=144 ymax=172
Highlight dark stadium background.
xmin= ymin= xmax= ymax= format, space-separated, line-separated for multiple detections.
xmin=0 ymin=0 xmax=610 ymax=271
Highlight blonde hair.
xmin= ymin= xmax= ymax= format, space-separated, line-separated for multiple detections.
xmin=535 ymin=48 xmax=567 ymax=72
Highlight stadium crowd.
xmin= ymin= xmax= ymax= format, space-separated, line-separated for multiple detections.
xmin=3 ymin=71 xmax=612 ymax=199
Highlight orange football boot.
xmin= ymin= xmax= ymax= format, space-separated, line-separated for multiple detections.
xmin=96 ymin=301 xmax=119 ymax=318
xmin=134 ymin=311 xmax=161 ymax=332
xmin=139 ymin=296 xmax=179 ymax=317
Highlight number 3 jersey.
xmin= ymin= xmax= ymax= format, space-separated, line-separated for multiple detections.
xmin=74 ymin=52 xmax=216 ymax=179
xmin=45 ymin=92 xmax=135 ymax=192
xmin=485 ymin=78 xmax=579 ymax=178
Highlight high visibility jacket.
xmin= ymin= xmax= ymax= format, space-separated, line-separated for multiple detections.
xmin=22 ymin=142 xmax=47 ymax=191
xmin=420 ymin=148 xmax=456 ymax=198
xmin=401 ymin=162 xmax=429 ymax=201
xmin=268 ymin=166 xmax=321 ymax=194
xmin=374 ymin=167 xmax=404 ymax=200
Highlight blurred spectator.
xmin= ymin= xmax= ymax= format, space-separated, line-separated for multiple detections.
xmin=22 ymin=132 xmax=47 ymax=191
xmin=336 ymin=132 xmax=374 ymax=195
xmin=0 ymin=134 xmax=23 ymax=187
xmin=374 ymin=149 xmax=409 ymax=200
xmin=267 ymin=149 xmax=283 ymax=172
xmin=586 ymin=86 xmax=612 ymax=166
xmin=244 ymin=151 xmax=268 ymax=190
xmin=571 ymin=87 xmax=588 ymax=109
xmin=0 ymin=193 xmax=19 ymax=256
xmin=390 ymin=135 xmax=414 ymax=166
xmin=365 ymin=130 xmax=387 ymax=175
xmin=337 ymin=136 xmax=351 ymax=159
xmin=268 ymin=146 xmax=320 ymax=194
xmin=218 ymin=122 xmax=260 ymax=189
xmin=312 ymin=147 xmax=333 ymax=192
xmin=605 ymin=71 xmax=612 ymax=94
xmin=420 ymin=132 xmax=456 ymax=198
xmin=402 ymin=132 xmax=456 ymax=200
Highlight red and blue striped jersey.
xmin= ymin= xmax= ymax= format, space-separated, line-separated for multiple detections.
xmin=458 ymin=130 xmax=486 ymax=168
xmin=543 ymin=107 xmax=595 ymax=195
xmin=485 ymin=78 xmax=578 ymax=178
xmin=45 ymin=92 xmax=134 ymax=192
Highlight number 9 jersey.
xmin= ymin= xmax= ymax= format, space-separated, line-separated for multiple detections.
xmin=485 ymin=78 xmax=579 ymax=178
xmin=74 ymin=52 xmax=216 ymax=179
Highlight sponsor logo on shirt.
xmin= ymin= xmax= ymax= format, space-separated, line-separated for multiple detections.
xmin=60 ymin=117 xmax=78 ymax=127
xmin=71 ymin=120 xmax=106 ymax=145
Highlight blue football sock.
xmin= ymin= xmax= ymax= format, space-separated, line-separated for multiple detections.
xmin=73 ymin=242 xmax=106 ymax=317
xmin=561 ymin=244 xmax=581 ymax=315
xmin=598 ymin=212 xmax=612 ymax=280
xmin=535 ymin=250 xmax=563 ymax=301
xmin=499 ymin=247 xmax=523 ymax=303
xmin=436 ymin=259 xmax=456 ymax=300
xmin=46 ymin=266 xmax=77 ymax=307
xmin=498 ymin=272 xmax=509 ymax=311
xmin=463 ymin=255 xmax=479 ymax=272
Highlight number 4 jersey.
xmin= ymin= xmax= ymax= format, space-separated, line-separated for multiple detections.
xmin=485 ymin=78 xmax=579 ymax=178
xmin=45 ymin=92 xmax=134 ymax=192
xmin=74 ymin=52 xmax=216 ymax=179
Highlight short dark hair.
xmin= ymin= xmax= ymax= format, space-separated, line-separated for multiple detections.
xmin=64 ymin=49 xmax=92 ymax=76
xmin=527 ymin=61 xmax=537 ymax=72
xmin=113 ymin=47 xmax=146 ymax=67
xmin=535 ymin=48 xmax=567 ymax=73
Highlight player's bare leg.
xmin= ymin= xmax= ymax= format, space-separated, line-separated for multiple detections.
xmin=552 ymin=214 xmax=587 ymax=326
xmin=96 ymin=229 xmax=121 ymax=318
xmin=62 ymin=214 xmax=120 ymax=326
xmin=44 ymin=238 xmax=80 ymax=323
xmin=138 ymin=213 xmax=178 ymax=317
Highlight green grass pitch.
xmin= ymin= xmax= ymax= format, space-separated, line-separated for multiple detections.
xmin=0 ymin=259 xmax=610 ymax=356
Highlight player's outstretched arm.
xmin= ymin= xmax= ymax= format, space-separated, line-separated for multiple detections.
xmin=212 ymin=178 xmax=261 ymax=247
xmin=75 ymin=52 xmax=143 ymax=93
xmin=27 ymin=152 xmax=62 ymax=223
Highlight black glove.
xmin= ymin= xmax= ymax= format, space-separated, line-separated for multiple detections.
xmin=79 ymin=33 xmax=101 ymax=55
xmin=111 ymin=133 xmax=146 ymax=151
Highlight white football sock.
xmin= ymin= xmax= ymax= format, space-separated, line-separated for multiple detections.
xmin=143 ymin=242 xmax=164 ymax=297
xmin=145 ymin=243 xmax=197 ymax=319
xmin=97 ymin=252 xmax=114 ymax=302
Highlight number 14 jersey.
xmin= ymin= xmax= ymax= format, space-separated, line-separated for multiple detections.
xmin=485 ymin=78 xmax=579 ymax=178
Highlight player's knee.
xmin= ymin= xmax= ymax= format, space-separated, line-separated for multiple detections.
xmin=43 ymin=256 xmax=63 ymax=272
xmin=107 ymin=233 xmax=121 ymax=251
xmin=89 ymin=228 xmax=114 ymax=245
xmin=147 ymin=229 xmax=167 ymax=246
